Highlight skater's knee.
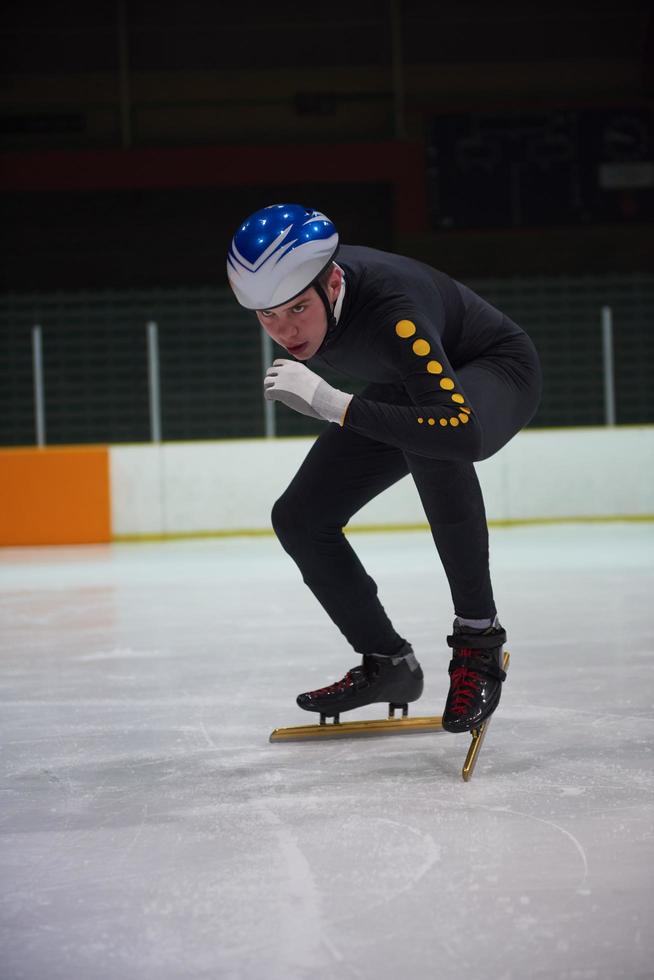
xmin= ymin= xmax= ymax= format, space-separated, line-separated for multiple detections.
xmin=271 ymin=492 xmax=311 ymax=552
xmin=271 ymin=491 xmax=340 ymax=553
xmin=468 ymin=423 xmax=484 ymax=463
xmin=271 ymin=493 xmax=293 ymax=544
xmin=414 ymin=414 xmax=484 ymax=463
xmin=451 ymin=417 xmax=484 ymax=462
xmin=457 ymin=416 xmax=483 ymax=462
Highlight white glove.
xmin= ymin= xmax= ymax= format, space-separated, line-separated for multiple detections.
xmin=263 ymin=359 xmax=353 ymax=425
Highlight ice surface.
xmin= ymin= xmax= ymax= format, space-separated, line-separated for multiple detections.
xmin=1 ymin=523 xmax=653 ymax=980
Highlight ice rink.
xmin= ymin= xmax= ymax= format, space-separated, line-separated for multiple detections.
xmin=1 ymin=522 xmax=653 ymax=980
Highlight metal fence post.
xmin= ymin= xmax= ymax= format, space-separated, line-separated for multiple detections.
xmin=147 ymin=321 xmax=162 ymax=442
xmin=601 ymin=306 xmax=616 ymax=426
xmin=261 ymin=329 xmax=276 ymax=438
xmin=31 ymin=324 xmax=46 ymax=446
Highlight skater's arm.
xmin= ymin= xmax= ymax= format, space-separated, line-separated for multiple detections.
xmin=262 ymin=308 xmax=483 ymax=461
xmin=343 ymin=310 xmax=482 ymax=461
xmin=344 ymin=395 xmax=481 ymax=461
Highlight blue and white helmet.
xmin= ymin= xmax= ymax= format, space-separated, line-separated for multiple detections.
xmin=227 ymin=203 xmax=339 ymax=310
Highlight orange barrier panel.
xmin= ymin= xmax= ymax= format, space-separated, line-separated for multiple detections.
xmin=0 ymin=447 xmax=111 ymax=546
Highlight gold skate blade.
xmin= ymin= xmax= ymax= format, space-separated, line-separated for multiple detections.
xmin=269 ymin=714 xmax=444 ymax=742
xmin=271 ymin=651 xmax=511 ymax=780
xmin=461 ymin=720 xmax=491 ymax=781
xmin=461 ymin=650 xmax=510 ymax=781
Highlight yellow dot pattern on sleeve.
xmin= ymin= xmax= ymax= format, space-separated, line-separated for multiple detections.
xmin=412 ymin=339 xmax=431 ymax=356
xmin=393 ymin=318 xmax=471 ymax=428
xmin=395 ymin=319 xmax=417 ymax=339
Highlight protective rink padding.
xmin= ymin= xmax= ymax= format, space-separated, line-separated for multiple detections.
xmin=0 ymin=446 xmax=111 ymax=546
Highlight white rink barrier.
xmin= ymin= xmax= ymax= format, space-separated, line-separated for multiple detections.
xmin=109 ymin=426 xmax=654 ymax=539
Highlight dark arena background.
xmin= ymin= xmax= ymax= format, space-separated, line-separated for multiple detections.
xmin=1 ymin=4 xmax=653 ymax=979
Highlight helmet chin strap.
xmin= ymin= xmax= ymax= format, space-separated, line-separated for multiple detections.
xmin=313 ymin=282 xmax=337 ymax=331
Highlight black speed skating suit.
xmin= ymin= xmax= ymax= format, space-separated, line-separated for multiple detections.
xmin=271 ymin=245 xmax=542 ymax=657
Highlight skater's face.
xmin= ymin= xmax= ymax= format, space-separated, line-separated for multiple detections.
xmin=255 ymin=265 xmax=343 ymax=360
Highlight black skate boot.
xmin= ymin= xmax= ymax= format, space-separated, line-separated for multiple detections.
xmin=442 ymin=620 xmax=507 ymax=733
xmin=297 ymin=642 xmax=424 ymax=723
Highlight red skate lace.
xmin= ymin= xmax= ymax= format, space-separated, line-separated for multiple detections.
xmin=310 ymin=670 xmax=358 ymax=698
xmin=449 ymin=648 xmax=481 ymax=716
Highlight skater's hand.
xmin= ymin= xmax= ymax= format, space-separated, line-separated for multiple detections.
xmin=263 ymin=360 xmax=322 ymax=419
xmin=264 ymin=360 xmax=352 ymax=425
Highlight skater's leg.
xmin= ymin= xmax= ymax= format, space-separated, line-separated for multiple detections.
xmin=404 ymin=345 xmax=539 ymax=730
xmin=406 ymin=334 xmax=542 ymax=617
xmin=406 ymin=446 xmax=508 ymax=732
xmin=406 ymin=455 xmax=495 ymax=620
xmin=271 ymin=390 xmax=409 ymax=655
